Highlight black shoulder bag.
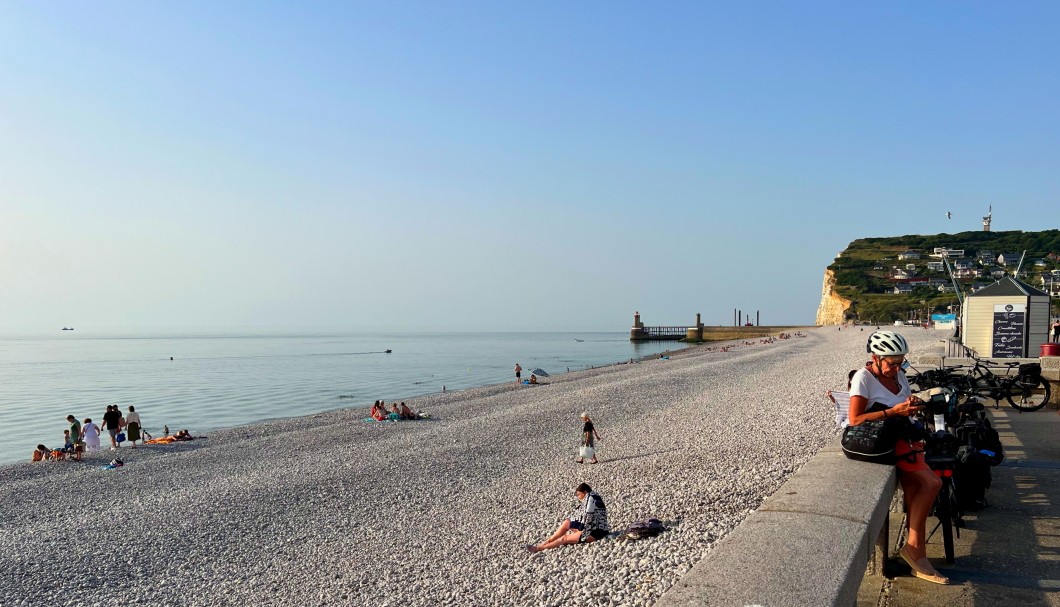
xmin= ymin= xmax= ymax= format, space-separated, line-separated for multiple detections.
xmin=841 ymin=403 xmax=908 ymax=464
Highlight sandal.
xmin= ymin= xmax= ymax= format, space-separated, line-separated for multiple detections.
xmin=899 ymin=548 xmax=950 ymax=585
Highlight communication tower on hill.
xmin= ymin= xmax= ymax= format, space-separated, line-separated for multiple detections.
xmin=982 ymin=205 xmax=992 ymax=232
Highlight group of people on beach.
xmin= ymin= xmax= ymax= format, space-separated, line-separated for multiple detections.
xmin=32 ymin=404 xmax=198 ymax=462
xmin=369 ymin=400 xmax=420 ymax=421
xmin=34 ymin=405 xmax=147 ymax=462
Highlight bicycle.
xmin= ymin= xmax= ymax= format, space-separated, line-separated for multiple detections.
xmin=910 ymin=351 xmax=1051 ymax=413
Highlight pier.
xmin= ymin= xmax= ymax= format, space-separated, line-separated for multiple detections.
xmin=630 ymin=311 xmax=702 ymax=341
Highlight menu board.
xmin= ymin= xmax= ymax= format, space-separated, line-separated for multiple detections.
xmin=992 ymin=303 xmax=1026 ymax=358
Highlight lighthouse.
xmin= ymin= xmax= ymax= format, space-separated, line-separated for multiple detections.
xmin=982 ymin=205 xmax=992 ymax=232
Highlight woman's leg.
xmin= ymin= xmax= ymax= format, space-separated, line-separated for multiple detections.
xmin=899 ymin=469 xmax=942 ymax=561
xmin=540 ymin=520 xmax=570 ymax=546
xmin=531 ymin=529 xmax=583 ymax=552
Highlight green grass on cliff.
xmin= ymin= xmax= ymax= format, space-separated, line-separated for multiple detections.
xmin=828 ymin=229 xmax=1060 ymax=323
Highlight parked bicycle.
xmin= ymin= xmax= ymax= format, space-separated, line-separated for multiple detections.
xmin=910 ymin=352 xmax=1051 ymax=413
xmin=912 ymin=389 xmax=964 ymax=564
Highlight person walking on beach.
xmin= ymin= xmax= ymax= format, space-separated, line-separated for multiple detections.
xmin=101 ymin=405 xmax=122 ymax=450
xmin=125 ymin=406 xmax=142 ymax=448
xmin=81 ymin=418 xmax=101 ymax=452
xmin=66 ymin=415 xmax=83 ymax=462
xmin=515 ymin=363 xmax=522 ymax=383
xmin=526 ymin=483 xmax=610 ymax=553
xmin=576 ymin=412 xmax=601 ymax=464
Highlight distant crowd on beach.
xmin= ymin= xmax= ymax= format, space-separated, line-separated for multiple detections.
xmin=31 ymin=404 xmax=196 ymax=463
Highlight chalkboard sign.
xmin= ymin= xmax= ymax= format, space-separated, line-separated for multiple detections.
xmin=992 ymin=303 xmax=1026 ymax=358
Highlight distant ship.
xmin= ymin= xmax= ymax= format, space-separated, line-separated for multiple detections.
xmin=61 ymin=327 xmax=74 ymax=331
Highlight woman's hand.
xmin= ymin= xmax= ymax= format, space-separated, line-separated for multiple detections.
xmin=889 ymin=397 xmax=922 ymax=417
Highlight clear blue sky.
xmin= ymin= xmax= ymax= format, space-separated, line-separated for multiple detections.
xmin=1 ymin=2 xmax=1056 ymax=333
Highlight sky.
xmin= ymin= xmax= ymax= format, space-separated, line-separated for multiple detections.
xmin=1 ymin=2 xmax=1057 ymax=334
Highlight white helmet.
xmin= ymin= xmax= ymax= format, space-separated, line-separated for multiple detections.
xmin=866 ymin=330 xmax=909 ymax=356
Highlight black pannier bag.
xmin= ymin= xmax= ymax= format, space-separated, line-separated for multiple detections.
xmin=1018 ymin=362 xmax=1042 ymax=386
xmin=955 ymin=445 xmax=993 ymax=511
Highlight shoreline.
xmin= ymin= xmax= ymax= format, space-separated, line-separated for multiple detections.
xmin=0 ymin=331 xmax=687 ymax=466
xmin=0 ymin=326 xmax=942 ymax=606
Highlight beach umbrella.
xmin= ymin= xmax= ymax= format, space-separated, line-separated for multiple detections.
xmin=530 ymin=368 xmax=550 ymax=377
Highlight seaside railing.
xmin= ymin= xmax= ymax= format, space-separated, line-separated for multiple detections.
xmin=640 ymin=326 xmax=688 ymax=339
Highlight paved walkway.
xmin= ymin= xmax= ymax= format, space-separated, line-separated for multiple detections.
xmin=857 ymin=400 xmax=1060 ymax=607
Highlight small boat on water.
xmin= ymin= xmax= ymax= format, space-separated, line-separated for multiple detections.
xmin=384 ymin=349 xmax=392 ymax=354
xmin=62 ymin=327 xmax=74 ymax=331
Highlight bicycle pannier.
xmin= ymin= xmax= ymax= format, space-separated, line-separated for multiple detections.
xmin=1018 ymin=362 xmax=1042 ymax=386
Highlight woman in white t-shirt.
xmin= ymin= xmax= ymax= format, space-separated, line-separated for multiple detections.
xmin=848 ymin=331 xmax=948 ymax=585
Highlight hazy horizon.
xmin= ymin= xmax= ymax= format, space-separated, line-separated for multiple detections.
xmin=3 ymin=2 xmax=1057 ymax=333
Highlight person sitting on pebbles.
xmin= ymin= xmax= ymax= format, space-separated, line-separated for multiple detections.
xmin=370 ymin=401 xmax=388 ymax=421
xmin=31 ymin=444 xmax=50 ymax=462
xmin=398 ymin=402 xmax=418 ymax=420
xmin=527 ymin=483 xmax=610 ymax=553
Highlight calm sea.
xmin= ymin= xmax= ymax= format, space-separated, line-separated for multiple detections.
xmin=0 ymin=332 xmax=684 ymax=465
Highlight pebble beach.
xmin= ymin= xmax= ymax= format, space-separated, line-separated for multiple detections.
xmin=0 ymin=326 xmax=941 ymax=607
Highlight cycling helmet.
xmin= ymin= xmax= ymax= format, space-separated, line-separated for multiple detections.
xmin=866 ymin=330 xmax=909 ymax=356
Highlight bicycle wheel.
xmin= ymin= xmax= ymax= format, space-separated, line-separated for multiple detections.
xmin=1006 ymin=378 xmax=1051 ymax=412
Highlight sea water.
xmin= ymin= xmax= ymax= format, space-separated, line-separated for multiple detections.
xmin=0 ymin=332 xmax=684 ymax=465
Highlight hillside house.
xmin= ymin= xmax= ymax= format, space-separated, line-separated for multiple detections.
xmin=892 ymin=267 xmax=917 ymax=279
xmin=937 ymin=284 xmax=956 ymax=293
xmin=893 ymin=284 xmax=914 ymax=294
xmin=926 ymin=261 xmax=945 ymax=271
xmin=931 ymin=248 xmax=964 ymax=258
xmin=997 ymin=252 xmax=1021 ymax=266
xmin=955 ymin=267 xmax=982 ymax=279
xmin=898 ymin=251 xmax=921 ymax=260
xmin=1032 ymin=258 xmax=1047 ymax=267
xmin=953 ymin=259 xmax=976 ymax=270
xmin=988 ymin=267 xmax=1007 ymax=279
xmin=977 ymin=250 xmax=994 ymax=261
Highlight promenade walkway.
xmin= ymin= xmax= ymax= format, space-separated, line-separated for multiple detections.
xmin=857 ymin=402 xmax=1060 ymax=607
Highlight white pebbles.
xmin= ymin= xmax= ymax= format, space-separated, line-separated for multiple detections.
xmin=0 ymin=327 xmax=940 ymax=607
